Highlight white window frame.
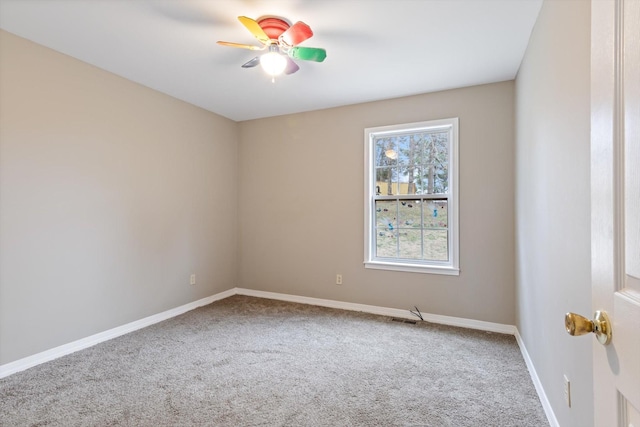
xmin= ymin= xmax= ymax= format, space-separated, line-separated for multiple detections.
xmin=364 ymin=118 xmax=459 ymax=275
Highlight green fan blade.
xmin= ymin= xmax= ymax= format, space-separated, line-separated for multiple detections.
xmin=288 ymin=47 xmax=326 ymax=62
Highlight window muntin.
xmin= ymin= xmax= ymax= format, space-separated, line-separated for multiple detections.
xmin=364 ymin=118 xmax=459 ymax=275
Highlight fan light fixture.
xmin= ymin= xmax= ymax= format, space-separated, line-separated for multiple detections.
xmin=260 ymin=45 xmax=287 ymax=77
xmin=217 ymin=16 xmax=327 ymax=80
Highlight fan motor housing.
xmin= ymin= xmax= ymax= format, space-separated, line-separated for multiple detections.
xmin=257 ymin=17 xmax=290 ymax=40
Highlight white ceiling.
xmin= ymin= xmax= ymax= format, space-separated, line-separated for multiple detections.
xmin=0 ymin=0 xmax=542 ymax=122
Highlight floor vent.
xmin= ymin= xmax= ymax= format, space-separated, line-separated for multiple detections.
xmin=391 ymin=318 xmax=417 ymax=324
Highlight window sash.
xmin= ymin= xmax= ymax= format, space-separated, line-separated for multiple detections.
xmin=371 ymin=196 xmax=451 ymax=264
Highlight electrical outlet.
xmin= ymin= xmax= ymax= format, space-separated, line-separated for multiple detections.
xmin=190 ymin=274 xmax=196 ymax=285
xmin=336 ymin=274 xmax=343 ymax=285
xmin=563 ymin=375 xmax=571 ymax=407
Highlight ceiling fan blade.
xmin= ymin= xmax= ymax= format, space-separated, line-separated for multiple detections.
xmin=217 ymin=41 xmax=264 ymax=51
xmin=288 ymin=47 xmax=327 ymax=62
xmin=241 ymin=57 xmax=261 ymax=68
xmin=280 ymin=21 xmax=313 ymax=47
xmin=285 ymin=57 xmax=300 ymax=75
xmin=238 ymin=16 xmax=270 ymax=45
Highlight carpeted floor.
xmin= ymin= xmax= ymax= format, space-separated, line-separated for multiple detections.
xmin=0 ymin=295 xmax=548 ymax=426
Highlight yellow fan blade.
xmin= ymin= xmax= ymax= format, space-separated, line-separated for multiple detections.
xmin=217 ymin=41 xmax=264 ymax=51
xmin=238 ymin=16 xmax=270 ymax=45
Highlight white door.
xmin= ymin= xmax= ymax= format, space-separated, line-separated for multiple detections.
xmin=591 ymin=0 xmax=640 ymax=425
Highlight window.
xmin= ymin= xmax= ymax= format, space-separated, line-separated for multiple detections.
xmin=364 ymin=118 xmax=459 ymax=275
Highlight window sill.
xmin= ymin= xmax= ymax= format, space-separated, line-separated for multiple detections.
xmin=364 ymin=261 xmax=460 ymax=276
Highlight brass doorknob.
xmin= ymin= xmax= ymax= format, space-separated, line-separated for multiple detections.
xmin=565 ymin=310 xmax=612 ymax=345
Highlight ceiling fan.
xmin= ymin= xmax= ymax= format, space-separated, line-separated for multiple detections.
xmin=217 ymin=16 xmax=327 ymax=78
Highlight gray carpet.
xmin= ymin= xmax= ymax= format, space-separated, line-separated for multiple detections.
xmin=0 ymin=295 xmax=548 ymax=426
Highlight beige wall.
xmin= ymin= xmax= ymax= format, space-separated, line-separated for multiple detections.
xmin=0 ymin=31 xmax=239 ymax=364
xmin=0 ymin=29 xmax=517 ymax=366
xmin=515 ymin=1 xmax=592 ymax=426
xmin=238 ymin=82 xmax=516 ymax=325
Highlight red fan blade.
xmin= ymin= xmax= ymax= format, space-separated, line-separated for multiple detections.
xmin=217 ymin=41 xmax=264 ymax=51
xmin=280 ymin=21 xmax=313 ymax=47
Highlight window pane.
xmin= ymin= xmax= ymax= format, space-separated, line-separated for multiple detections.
xmin=374 ymin=137 xmax=398 ymax=167
xmin=397 ymin=167 xmax=421 ymax=195
xmin=424 ymin=200 xmax=448 ymax=228
xmin=375 ymin=200 xmax=397 ymax=229
xmin=398 ymin=229 xmax=422 ymax=259
xmin=398 ymin=200 xmax=421 ymax=228
xmin=393 ymin=134 xmax=420 ymax=195
xmin=375 ymin=167 xmax=398 ymax=195
xmin=396 ymin=134 xmax=415 ymax=165
xmin=376 ymin=229 xmax=397 ymax=258
xmin=419 ymin=132 xmax=449 ymax=194
xmin=424 ymin=229 xmax=448 ymax=261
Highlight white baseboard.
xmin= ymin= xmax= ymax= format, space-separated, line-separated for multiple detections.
xmin=235 ymin=287 xmax=516 ymax=334
xmin=0 ymin=287 xmax=518 ymax=379
xmin=514 ymin=329 xmax=559 ymax=427
xmin=1 ymin=285 xmax=556 ymax=427
xmin=0 ymin=288 xmax=235 ymax=379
